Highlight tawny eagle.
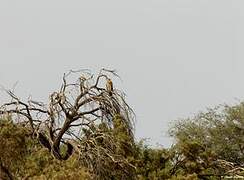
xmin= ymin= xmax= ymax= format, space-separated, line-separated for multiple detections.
xmin=106 ymin=78 xmax=113 ymax=96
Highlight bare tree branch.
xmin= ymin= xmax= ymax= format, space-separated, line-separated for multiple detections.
xmin=0 ymin=68 xmax=135 ymax=178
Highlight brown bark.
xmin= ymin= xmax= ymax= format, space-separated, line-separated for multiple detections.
xmin=0 ymin=159 xmax=13 ymax=180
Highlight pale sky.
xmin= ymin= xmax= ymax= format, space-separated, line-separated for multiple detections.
xmin=0 ymin=0 xmax=244 ymax=147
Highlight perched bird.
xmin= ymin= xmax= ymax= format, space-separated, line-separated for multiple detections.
xmin=106 ymin=78 xmax=113 ymax=96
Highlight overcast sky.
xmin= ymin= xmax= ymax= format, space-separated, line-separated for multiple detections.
xmin=0 ymin=0 xmax=244 ymax=147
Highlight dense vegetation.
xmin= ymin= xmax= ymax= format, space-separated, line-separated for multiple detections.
xmin=0 ymin=70 xmax=243 ymax=179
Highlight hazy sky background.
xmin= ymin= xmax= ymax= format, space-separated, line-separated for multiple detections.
xmin=0 ymin=0 xmax=244 ymax=147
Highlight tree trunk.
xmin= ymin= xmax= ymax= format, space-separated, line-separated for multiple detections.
xmin=0 ymin=159 xmax=13 ymax=180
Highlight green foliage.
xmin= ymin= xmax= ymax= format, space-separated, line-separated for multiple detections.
xmin=112 ymin=114 xmax=135 ymax=157
xmin=133 ymin=141 xmax=172 ymax=180
xmin=0 ymin=119 xmax=90 ymax=179
xmin=1 ymin=102 xmax=244 ymax=179
xmin=169 ymin=103 xmax=244 ymax=178
xmin=23 ymin=148 xmax=90 ymax=180
xmin=0 ymin=119 xmax=30 ymax=179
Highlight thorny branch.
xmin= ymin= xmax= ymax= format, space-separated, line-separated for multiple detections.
xmin=0 ymin=69 xmax=135 ymax=177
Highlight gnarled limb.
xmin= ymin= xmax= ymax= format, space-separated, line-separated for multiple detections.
xmin=0 ymin=69 xmax=135 ymax=166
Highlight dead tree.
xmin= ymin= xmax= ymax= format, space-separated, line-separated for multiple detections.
xmin=0 ymin=69 xmax=135 ymax=178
